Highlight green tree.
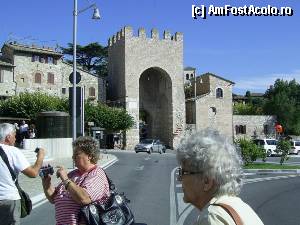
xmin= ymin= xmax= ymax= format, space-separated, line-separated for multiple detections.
xmin=276 ymin=139 xmax=291 ymax=165
xmin=61 ymin=42 xmax=108 ymax=77
xmin=264 ymin=79 xmax=300 ymax=135
xmin=245 ymin=90 xmax=252 ymax=104
xmin=233 ymin=103 xmax=263 ymax=115
xmin=0 ymin=92 xmax=68 ymax=119
xmin=84 ymin=102 xmax=134 ymax=131
xmin=236 ymin=138 xmax=266 ymax=165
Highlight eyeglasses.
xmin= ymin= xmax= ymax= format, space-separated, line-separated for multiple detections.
xmin=177 ymin=167 xmax=202 ymax=181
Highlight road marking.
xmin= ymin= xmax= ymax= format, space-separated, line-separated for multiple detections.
xmin=135 ymin=165 xmax=144 ymax=171
xmin=144 ymin=156 xmax=151 ymax=160
xmin=170 ymin=167 xmax=177 ymax=225
xmin=244 ymin=174 xmax=300 ymax=184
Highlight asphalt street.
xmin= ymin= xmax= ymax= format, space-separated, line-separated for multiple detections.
xmin=21 ymin=151 xmax=300 ymax=225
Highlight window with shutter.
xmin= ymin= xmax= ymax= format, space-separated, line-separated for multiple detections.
xmin=0 ymin=70 xmax=3 ymax=83
xmin=89 ymin=87 xmax=95 ymax=97
xmin=242 ymin=125 xmax=247 ymax=134
xmin=47 ymin=73 xmax=54 ymax=84
xmin=35 ymin=73 xmax=42 ymax=84
xmin=235 ymin=125 xmax=239 ymax=134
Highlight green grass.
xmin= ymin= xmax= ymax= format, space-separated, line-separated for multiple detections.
xmin=244 ymin=163 xmax=300 ymax=169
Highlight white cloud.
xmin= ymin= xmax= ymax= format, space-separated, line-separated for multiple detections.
xmin=233 ymin=69 xmax=300 ymax=94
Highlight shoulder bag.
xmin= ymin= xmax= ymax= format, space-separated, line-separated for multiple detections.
xmin=212 ymin=203 xmax=243 ymax=225
xmin=79 ymin=170 xmax=134 ymax=225
xmin=0 ymin=146 xmax=32 ymax=218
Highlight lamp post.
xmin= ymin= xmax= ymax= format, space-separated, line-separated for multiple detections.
xmin=72 ymin=0 xmax=100 ymax=141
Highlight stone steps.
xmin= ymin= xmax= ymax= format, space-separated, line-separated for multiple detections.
xmin=20 ymin=148 xmax=53 ymax=164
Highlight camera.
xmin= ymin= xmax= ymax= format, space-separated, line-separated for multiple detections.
xmin=39 ymin=165 xmax=54 ymax=178
xmin=35 ymin=147 xmax=40 ymax=153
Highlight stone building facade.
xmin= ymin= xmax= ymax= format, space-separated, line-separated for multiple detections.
xmin=233 ymin=115 xmax=277 ymax=140
xmin=107 ymin=26 xmax=186 ymax=149
xmin=186 ymin=73 xmax=234 ymax=141
xmin=0 ymin=42 xmax=105 ymax=102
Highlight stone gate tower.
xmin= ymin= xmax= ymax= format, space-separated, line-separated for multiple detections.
xmin=107 ymin=26 xmax=185 ymax=149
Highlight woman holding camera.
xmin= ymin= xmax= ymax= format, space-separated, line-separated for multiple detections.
xmin=41 ymin=136 xmax=110 ymax=225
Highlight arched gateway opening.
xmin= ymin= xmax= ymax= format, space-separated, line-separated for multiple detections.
xmin=139 ymin=67 xmax=172 ymax=146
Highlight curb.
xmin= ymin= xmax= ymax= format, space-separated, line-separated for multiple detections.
xmin=31 ymin=155 xmax=118 ymax=207
xmin=243 ymin=169 xmax=300 ymax=174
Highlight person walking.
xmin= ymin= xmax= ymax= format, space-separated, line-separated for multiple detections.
xmin=41 ymin=136 xmax=110 ymax=225
xmin=176 ymin=129 xmax=264 ymax=225
xmin=0 ymin=123 xmax=45 ymax=225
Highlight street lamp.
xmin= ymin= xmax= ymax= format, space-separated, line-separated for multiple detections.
xmin=72 ymin=0 xmax=100 ymax=141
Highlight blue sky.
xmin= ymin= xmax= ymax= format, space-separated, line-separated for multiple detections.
xmin=0 ymin=0 xmax=299 ymax=94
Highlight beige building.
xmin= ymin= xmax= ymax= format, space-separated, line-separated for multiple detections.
xmin=185 ymin=72 xmax=234 ymax=141
xmin=0 ymin=42 xmax=106 ymax=102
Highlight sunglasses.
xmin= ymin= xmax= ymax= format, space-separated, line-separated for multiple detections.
xmin=177 ymin=167 xmax=203 ymax=181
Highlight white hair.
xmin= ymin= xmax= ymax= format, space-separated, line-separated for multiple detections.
xmin=176 ymin=129 xmax=243 ymax=196
xmin=0 ymin=123 xmax=16 ymax=142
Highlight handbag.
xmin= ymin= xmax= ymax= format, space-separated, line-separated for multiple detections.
xmin=79 ymin=171 xmax=134 ymax=225
xmin=0 ymin=146 xmax=32 ymax=218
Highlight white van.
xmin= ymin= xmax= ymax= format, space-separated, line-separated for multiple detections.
xmin=289 ymin=140 xmax=300 ymax=155
xmin=253 ymin=139 xmax=278 ymax=157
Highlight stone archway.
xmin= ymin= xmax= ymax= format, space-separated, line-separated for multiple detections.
xmin=139 ymin=67 xmax=172 ymax=146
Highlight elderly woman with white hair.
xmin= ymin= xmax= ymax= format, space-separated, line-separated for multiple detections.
xmin=176 ymin=129 xmax=264 ymax=225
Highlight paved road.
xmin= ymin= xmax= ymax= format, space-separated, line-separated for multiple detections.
xmin=21 ymin=151 xmax=300 ymax=225
xmin=263 ymin=155 xmax=300 ymax=165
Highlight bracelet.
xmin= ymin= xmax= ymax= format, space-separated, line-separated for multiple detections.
xmin=63 ymin=179 xmax=71 ymax=189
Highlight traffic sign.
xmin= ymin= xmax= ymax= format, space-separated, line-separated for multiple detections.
xmin=69 ymin=71 xmax=81 ymax=84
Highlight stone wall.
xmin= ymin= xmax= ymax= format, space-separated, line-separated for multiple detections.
xmin=233 ymin=115 xmax=277 ymax=140
xmin=0 ymin=67 xmax=15 ymax=97
xmin=108 ymin=26 xmax=186 ymax=149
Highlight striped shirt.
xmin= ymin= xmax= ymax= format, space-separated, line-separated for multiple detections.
xmin=54 ymin=166 xmax=110 ymax=225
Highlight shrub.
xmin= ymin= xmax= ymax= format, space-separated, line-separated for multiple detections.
xmin=0 ymin=92 xmax=68 ymax=119
xmin=276 ymin=139 xmax=291 ymax=165
xmin=236 ymin=138 xmax=266 ymax=165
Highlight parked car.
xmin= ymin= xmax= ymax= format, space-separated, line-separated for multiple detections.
xmin=253 ymin=138 xmax=278 ymax=157
xmin=289 ymin=140 xmax=300 ymax=154
xmin=135 ymin=139 xmax=165 ymax=154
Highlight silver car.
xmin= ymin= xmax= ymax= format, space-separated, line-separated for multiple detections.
xmin=134 ymin=139 xmax=166 ymax=154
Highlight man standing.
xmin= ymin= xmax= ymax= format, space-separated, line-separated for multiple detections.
xmin=0 ymin=123 xmax=45 ymax=225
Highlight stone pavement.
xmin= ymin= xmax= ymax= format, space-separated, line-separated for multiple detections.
xmin=18 ymin=153 xmax=117 ymax=204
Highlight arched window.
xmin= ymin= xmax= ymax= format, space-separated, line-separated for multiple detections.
xmin=186 ymin=74 xmax=189 ymax=80
xmin=216 ymin=88 xmax=223 ymax=98
xmin=89 ymin=87 xmax=95 ymax=97
xmin=35 ymin=73 xmax=41 ymax=84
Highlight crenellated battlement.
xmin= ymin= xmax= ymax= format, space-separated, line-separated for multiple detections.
xmin=108 ymin=26 xmax=183 ymax=46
